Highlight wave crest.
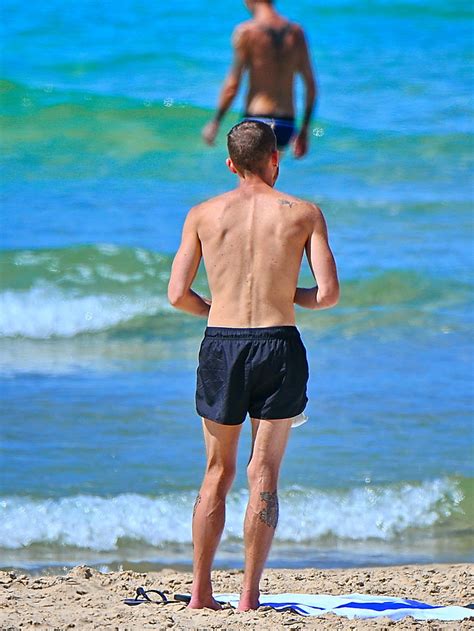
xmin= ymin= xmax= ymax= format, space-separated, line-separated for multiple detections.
xmin=0 ymin=286 xmax=168 ymax=338
xmin=0 ymin=244 xmax=470 ymax=339
xmin=0 ymin=479 xmax=464 ymax=551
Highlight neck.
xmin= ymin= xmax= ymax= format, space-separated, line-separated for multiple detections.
xmin=254 ymin=3 xmax=276 ymax=20
xmin=238 ymin=172 xmax=273 ymax=189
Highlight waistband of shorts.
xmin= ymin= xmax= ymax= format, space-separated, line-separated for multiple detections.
xmin=204 ymin=326 xmax=300 ymax=340
xmin=242 ymin=113 xmax=295 ymax=125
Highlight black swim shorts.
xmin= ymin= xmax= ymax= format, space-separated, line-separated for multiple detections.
xmin=196 ymin=326 xmax=308 ymax=425
xmin=242 ymin=114 xmax=296 ymax=149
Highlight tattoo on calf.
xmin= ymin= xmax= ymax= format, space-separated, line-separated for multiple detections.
xmin=193 ymin=493 xmax=201 ymax=518
xmin=278 ymin=199 xmax=294 ymax=208
xmin=259 ymin=491 xmax=279 ymax=528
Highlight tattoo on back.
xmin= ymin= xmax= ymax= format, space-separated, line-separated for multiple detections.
xmin=279 ymin=199 xmax=294 ymax=208
xmin=259 ymin=491 xmax=279 ymax=528
xmin=193 ymin=493 xmax=201 ymax=518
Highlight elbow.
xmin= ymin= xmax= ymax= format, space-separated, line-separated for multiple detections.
xmin=223 ymin=79 xmax=239 ymax=101
xmin=223 ymin=86 xmax=238 ymax=101
xmin=167 ymin=284 xmax=185 ymax=308
xmin=317 ymin=284 xmax=340 ymax=309
xmin=325 ymin=290 xmax=340 ymax=308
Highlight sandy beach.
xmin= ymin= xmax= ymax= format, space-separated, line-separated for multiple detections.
xmin=1 ymin=564 xmax=472 ymax=630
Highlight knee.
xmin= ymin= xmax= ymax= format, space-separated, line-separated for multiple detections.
xmin=204 ymin=459 xmax=236 ymax=497
xmin=247 ymin=458 xmax=279 ymax=492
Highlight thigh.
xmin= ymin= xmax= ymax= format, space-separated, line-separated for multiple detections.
xmin=202 ymin=418 xmax=242 ymax=468
xmin=248 ymin=417 xmax=292 ymax=469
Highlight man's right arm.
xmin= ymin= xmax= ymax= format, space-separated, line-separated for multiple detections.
xmin=167 ymin=207 xmax=211 ymax=318
xmin=293 ymin=28 xmax=317 ymax=159
xmin=294 ymin=205 xmax=339 ymax=309
xmin=202 ymin=26 xmax=247 ymax=146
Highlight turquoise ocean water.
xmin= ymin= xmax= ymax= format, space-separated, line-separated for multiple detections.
xmin=1 ymin=0 xmax=473 ymax=573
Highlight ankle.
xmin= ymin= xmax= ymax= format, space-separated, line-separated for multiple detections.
xmin=238 ymin=596 xmax=260 ymax=611
xmin=239 ymin=587 xmax=260 ymax=609
xmin=191 ymin=582 xmax=213 ymax=600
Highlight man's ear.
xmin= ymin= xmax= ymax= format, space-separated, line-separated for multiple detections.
xmin=226 ymin=157 xmax=239 ymax=174
xmin=271 ymin=150 xmax=279 ymax=167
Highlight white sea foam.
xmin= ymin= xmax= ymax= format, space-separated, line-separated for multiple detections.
xmin=0 ymin=286 xmax=170 ymax=338
xmin=0 ymin=479 xmax=463 ymax=551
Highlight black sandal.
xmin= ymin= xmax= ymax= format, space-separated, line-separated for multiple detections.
xmin=173 ymin=593 xmax=191 ymax=604
xmin=124 ymin=586 xmax=168 ymax=606
xmin=124 ymin=589 xmax=226 ymax=607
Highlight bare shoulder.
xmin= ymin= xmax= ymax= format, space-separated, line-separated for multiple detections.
xmin=274 ymin=191 xmax=317 ymax=214
xmin=190 ymin=191 xmax=233 ymax=218
xmin=182 ymin=203 xmax=203 ymax=230
xmin=233 ymin=20 xmax=253 ymax=43
xmin=235 ymin=19 xmax=253 ymax=32
xmin=303 ymin=202 xmax=328 ymax=230
xmin=290 ymin=23 xmax=306 ymax=40
xmin=305 ymin=204 xmax=330 ymax=241
xmin=275 ymin=193 xmax=327 ymax=231
xmin=290 ymin=23 xmax=310 ymax=56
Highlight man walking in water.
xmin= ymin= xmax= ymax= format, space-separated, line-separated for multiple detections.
xmin=168 ymin=121 xmax=338 ymax=610
xmin=202 ymin=0 xmax=317 ymax=158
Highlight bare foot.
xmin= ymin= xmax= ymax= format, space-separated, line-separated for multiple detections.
xmin=237 ymin=599 xmax=260 ymax=611
xmin=187 ymin=597 xmax=222 ymax=610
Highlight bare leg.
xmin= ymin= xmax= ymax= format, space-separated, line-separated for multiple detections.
xmin=247 ymin=418 xmax=259 ymax=464
xmin=188 ymin=418 xmax=242 ymax=609
xmin=238 ymin=418 xmax=292 ymax=611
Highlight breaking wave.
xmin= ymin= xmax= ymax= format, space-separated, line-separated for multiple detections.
xmin=0 ymin=478 xmax=464 ymax=551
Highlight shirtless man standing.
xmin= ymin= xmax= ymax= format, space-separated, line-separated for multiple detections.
xmin=168 ymin=121 xmax=338 ymax=610
xmin=202 ymin=0 xmax=317 ymax=158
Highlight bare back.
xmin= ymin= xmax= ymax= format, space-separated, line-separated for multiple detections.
xmin=196 ymin=186 xmax=313 ymax=327
xmin=238 ymin=20 xmax=309 ymax=117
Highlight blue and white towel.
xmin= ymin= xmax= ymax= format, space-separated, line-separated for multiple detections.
xmin=214 ymin=592 xmax=473 ymax=621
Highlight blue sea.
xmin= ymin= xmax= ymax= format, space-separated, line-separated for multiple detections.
xmin=1 ymin=0 xmax=473 ymax=574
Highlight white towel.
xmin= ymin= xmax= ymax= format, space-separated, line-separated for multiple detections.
xmin=213 ymin=592 xmax=473 ymax=621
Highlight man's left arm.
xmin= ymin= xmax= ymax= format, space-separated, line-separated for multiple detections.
xmin=294 ymin=28 xmax=317 ymax=159
xmin=202 ymin=26 xmax=247 ymax=146
xmin=168 ymin=208 xmax=210 ymax=318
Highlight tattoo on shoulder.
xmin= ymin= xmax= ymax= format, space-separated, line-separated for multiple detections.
xmin=193 ymin=493 xmax=201 ymax=518
xmin=258 ymin=491 xmax=279 ymax=528
xmin=279 ymin=199 xmax=294 ymax=208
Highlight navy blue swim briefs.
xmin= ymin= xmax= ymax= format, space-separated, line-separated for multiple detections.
xmin=242 ymin=113 xmax=296 ymax=149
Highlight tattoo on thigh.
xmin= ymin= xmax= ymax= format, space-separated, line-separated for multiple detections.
xmin=259 ymin=491 xmax=279 ymax=528
xmin=193 ymin=493 xmax=201 ymax=518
